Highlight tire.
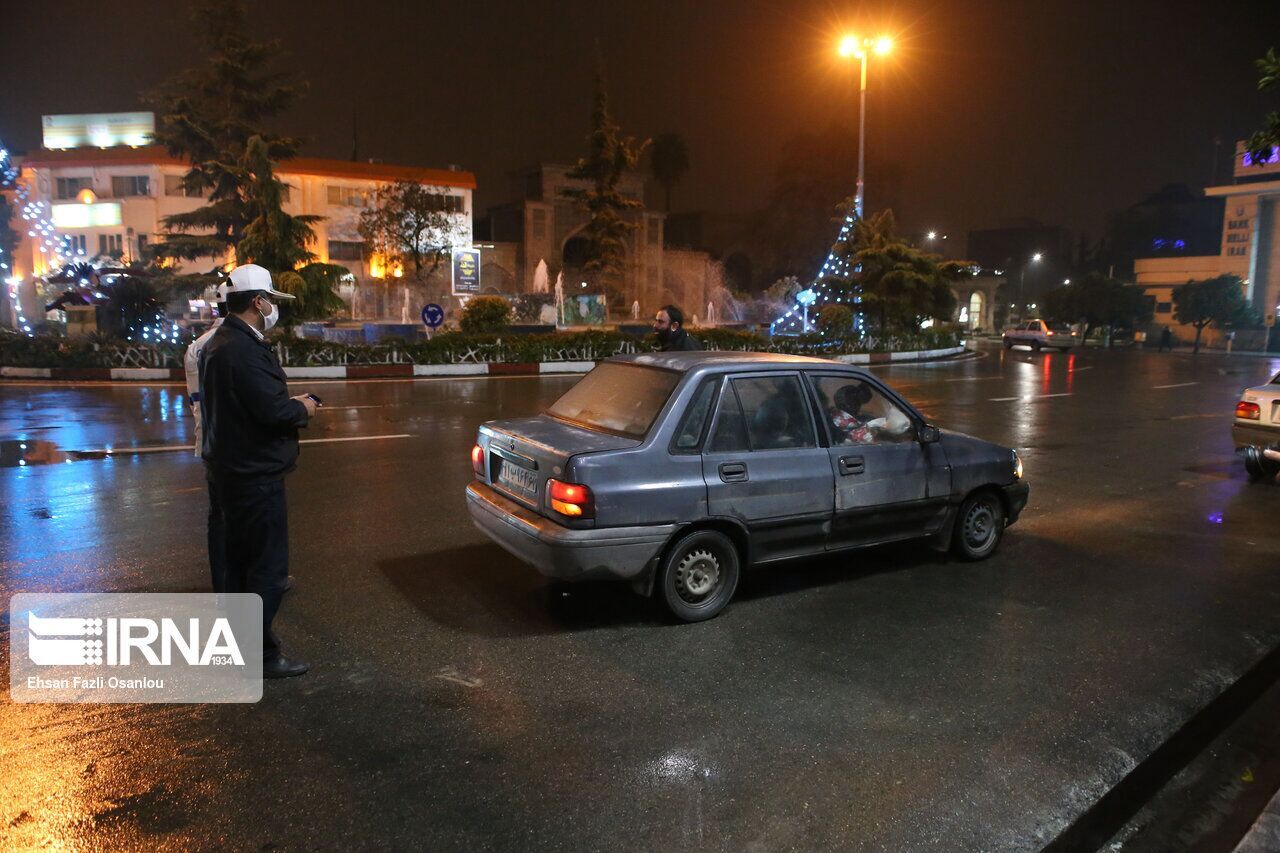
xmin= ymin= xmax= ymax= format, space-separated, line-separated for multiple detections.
xmin=1031 ymin=340 xmax=1042 ymax=352
xmin=656 ymin=529 xmax=740 ymax=622
xmin=1244 ymin=446 xmax=1278 ymax=483
xmin=951 ymin=490 xmax=1006 ymax=560
xmin=1003 ymin=337 xmax=1013 ymax=350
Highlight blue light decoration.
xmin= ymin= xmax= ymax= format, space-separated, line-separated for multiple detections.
xmin=1243 ymin=146 xmax=1280 ymax=168
xmin=772 ymin=200 xmax=863 ymax=336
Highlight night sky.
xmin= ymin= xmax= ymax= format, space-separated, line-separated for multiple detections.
xmin=3 ymin=0 xmax=1278 ymax=250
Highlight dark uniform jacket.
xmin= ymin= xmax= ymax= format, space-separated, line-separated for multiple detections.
xmin=658 ymin=329 xmax=703 ymax=351
xmin=199 ymin=315 xmax=310 ymax=481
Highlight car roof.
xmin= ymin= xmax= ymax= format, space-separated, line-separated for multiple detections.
xmin=608 ymin=350 xmax=871 ymax=378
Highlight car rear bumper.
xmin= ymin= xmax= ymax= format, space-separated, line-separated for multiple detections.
xmin=466 ymin=481 xmax=676 ymax=582
xmin=1003 ymin=482 xmax=1030 ymax=525
xmin=1232 ymin=421 xmax=1280 ymax=449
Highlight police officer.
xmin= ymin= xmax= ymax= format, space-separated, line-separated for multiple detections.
xmin=184 ymin=284 xmax=226 ymax=591
xmin=200 ymin=264 xmax=318 ymax=679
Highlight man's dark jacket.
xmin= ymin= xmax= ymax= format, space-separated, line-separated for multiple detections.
xmin=199 ymin=315 xmax=310 ymax=481
xmin=658 ymin=329 xmax=703 ymax=351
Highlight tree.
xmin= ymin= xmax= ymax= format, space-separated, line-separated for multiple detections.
xmin=358 ymin=181 xmax=466 ymax=279
xmin=560 ymin=58 xmax=649 ymax=305
xmin=649 ymin=132 xmax=689 ymax=213
xmin=1246 ymin=48 xmax=1280 ymax=166
xmin=235 ymin=136 xmax=321 ymax=271
xmin=275 ymin=263 xmax=349 ymax=324
xmin=843 ymin=210 xmax=965 ymax=334
xmin=1041 ymin=273 xmax=1153 ymax=343
xmin=1173 ymin=274 xmax=1253 ymax=353
xmin=146 ymin=0 xmax=305 ymax=263
xmin=816 ymin=304 xmax=854 ymax=337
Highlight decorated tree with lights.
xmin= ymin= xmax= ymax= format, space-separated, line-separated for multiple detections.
xmin=1246 ymin=47 xmax=1280 ymax=165
xmin=147 ymin=0 xmax=305 ymax=262
xmin=560 ymin=57 xmax=649 ymax=307
xmin=357 ymin=181 xmax=466 ymax=280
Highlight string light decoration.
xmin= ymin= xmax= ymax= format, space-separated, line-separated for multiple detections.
xmin=770 ymin=201 xmax=865 ymax=337
xmin=1 ymin=143 xmax=35 ymax=335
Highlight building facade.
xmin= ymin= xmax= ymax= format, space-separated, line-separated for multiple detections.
xmin=9 ymin=141 xmax=475 ymax=326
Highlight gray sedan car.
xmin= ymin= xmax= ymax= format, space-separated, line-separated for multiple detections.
xmin=466 ymin=352 xmax=1029 ymax=622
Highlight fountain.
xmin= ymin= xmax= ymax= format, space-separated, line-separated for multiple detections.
xmin=554 ymin=274 xmax=565 ymax=328
xmin=632 ymin=300 xmax=640 ymax=320
xmin=706 ymin=301 xmax=717 ymax=326
xmin=532 ymin=259 xmax=549 ymax=294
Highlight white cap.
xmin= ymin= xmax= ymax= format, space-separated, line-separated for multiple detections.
xmin=226 ymin=264 xmax=295 ymax=299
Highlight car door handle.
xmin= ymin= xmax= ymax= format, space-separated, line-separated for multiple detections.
xmin=839 ymin=455 xmax=865 ymax=475
xmin=718 ymin=461 xmax=748 ymax=483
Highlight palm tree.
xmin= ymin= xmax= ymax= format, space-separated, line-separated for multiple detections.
xmin=649 ymin=132 xmax=689 ymax=213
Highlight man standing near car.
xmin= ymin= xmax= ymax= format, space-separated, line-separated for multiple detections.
xmin=653 ymin=304 xmax=702 ymax=351
xmin=201 ymin=263 xmax=318 ymax=679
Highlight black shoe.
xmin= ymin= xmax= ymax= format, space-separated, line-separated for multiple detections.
xmin=263 ymin=652 xmax=309 ymax=679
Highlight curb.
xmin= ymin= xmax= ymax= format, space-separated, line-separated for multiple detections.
xmin=0 ymin=348 xmax=967 ymax=382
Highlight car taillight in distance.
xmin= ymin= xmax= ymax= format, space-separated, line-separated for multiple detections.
xmin=1236 ymin=401 xmax=1261 ymax=420
xmin=471 ymin=443 xmax=485 ymax=475
xmin=548 ymin=478 xmax=594 ymax=519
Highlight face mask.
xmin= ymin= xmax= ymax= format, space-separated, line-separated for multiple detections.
xmin=258 ymin=299 xmax=278 ymax=331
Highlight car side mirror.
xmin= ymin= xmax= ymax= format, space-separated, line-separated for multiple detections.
xmin=919 ymin=425 xmax=941 ymax=444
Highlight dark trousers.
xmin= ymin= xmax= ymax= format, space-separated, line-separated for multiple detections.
xmin=206 ymin=474 xmax=228 ymax=593
xmin=207 ymin=472 xmax=290 ymax=657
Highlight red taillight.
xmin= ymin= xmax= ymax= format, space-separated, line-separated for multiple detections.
xmin=471 ymin=444 xmax=485 ymax=475
xmin=548 ymin=478 xmax=594 ymax=518
xmin=1236 ymin=401 xmax=1261 ymax=420
xmin=1046 ymin=330 xmax=1054 ymax=336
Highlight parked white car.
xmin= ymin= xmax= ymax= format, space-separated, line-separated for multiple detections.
xmin=1234 ymin=370 xmax=1280 ymax=481
xmin=1002 ymin=320 xmax=1078 ymax=351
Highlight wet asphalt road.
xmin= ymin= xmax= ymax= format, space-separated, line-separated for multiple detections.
xmin=2 ymin=342 xmax=1280 ymax=851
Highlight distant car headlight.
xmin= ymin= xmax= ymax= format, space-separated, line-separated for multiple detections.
xmin=1012 ymin=449 xmax=1023 ymax=480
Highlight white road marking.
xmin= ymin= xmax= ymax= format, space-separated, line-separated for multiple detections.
xmin=76 ymin=434 xmax=413 ymax=456
xmin=320 ymin=405 xmax=389 ymax=411
xmin=1154 ymin=381 xmax=1198 ymax=389
xmin=1071 ymin=366 xmax=1094 ymax=372
xmin=943 ymin=375 xmax=1008 ymax=382
xmin=989 ymin=393 xmax=1073 ymax=402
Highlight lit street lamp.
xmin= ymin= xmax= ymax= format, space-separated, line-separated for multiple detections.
xmin=1018 ymin=253 xmax=1043 ymax=321
xmin=838 ymin=34 xmax=892 ymax=219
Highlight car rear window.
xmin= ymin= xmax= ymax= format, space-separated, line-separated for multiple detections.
xmin=1049 ymin=324 xmax=1072 ymax=334
xmin=548 ymin=362 xmax=680 ymax=438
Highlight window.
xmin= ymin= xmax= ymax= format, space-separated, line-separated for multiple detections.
xmin=327 ymin=185 xmax=368 ymax=207
xmin=709 ymin=383 xmax=749 ymax=452
xmin=812 ymin=376 xmax=915 ymax=446
xmin=136 ymin=234 xmax=148 ymax=256
xmin=164 ymin=174 xmax=204 ymax=198
xmin=547 ymin=363 xmax=679 ymax=438
xmin=328 ymin=240 xmax=364 ymax=261
xmin=531 ymin=208 xmax=547 ymax=239
xmin=111 ymin=176 xmax=149 ymax=197
xmin=647 ymin=220 xmax=660 ymax=246
xmin=55 ymin=177 xmax=93 ymax=200
xmin=672 ymin=378 xmax=719 ymax=452
xmin=424 ymin=193 xmax=464 ymax=213
xmin=1156 ymin=301 xmax=1172 ymax=314
xmin=99 ymin=234 xmax=123 ymax=257
xmin=63 ymin=234 xmax=87 ymax=256
xmin=733 ymin=375 xmax=817 ymax=450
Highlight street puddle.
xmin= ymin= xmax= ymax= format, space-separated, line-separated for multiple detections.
xmin=0 ymin=440 xmax=69 ymax=467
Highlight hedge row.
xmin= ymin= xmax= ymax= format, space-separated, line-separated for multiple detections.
xmin=0 ymin=327 xmax=962 ymax=369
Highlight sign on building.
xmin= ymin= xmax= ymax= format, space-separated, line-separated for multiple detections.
xmin=42 ymin=113 xmax=155 ymax=149
xmin=451 ymin=247 xmax=481 ymax=295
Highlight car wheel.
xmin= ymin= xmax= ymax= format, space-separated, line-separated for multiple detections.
xmin=952 ymin=490 xmax=1005 ymax=560
xmin=1003 ymin=337 xmax=1013 ymax=350
xmin=1244 ymin=446 xmax=1278 ymax=483
xmin=1031 ymin=340 xmax=1042 ymax=352
xmin=657 ymin=529 xmax=740 ymax=622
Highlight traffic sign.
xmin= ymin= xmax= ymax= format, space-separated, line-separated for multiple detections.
xmin=421 ymin=303 xmax=445 ymax=329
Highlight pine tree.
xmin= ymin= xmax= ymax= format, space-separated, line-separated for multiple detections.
xmin=560 ymin=58 xmax=649 ymax=305
xmin=147 ymin=0 xmax=305 ymax=263
xmin=236 ymin=136 xmax=321 ymax=271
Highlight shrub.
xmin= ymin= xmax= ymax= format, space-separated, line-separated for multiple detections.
xmin=512 ymin=293 xmax=555 ymax=323
xmin=816 ymin=305 xmax=854 ymax=337
xmin=460 ymin=296 xmax=511 ymax=333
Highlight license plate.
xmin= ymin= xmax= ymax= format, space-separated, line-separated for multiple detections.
xmin=496 ymin=458 xmax=538 ymax=496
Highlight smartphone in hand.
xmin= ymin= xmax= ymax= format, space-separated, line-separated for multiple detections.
xmin=305 ymin=393 xmax=323 ymax=406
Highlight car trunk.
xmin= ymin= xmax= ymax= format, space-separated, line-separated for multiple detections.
xmin=478 ymin=415 xmax=640 ymax=516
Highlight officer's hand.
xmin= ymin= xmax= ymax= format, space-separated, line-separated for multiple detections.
xmin=293 ymin=394 xmax=318 ymax=417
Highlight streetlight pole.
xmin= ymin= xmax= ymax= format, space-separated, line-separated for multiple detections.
xmin=840 ymin=35 xmax=891 ymax=220
xmin=1018 ymin=252 xmax=1043 ymax=320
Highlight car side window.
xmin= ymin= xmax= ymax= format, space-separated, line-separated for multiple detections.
xmin=812 ymin=376 xmax=915 ymax=446
xmin=672 ymin=378 xmax=719 ymax=452
xmin=708 ymin=382 xmax=749 ymax=452
xmin=732 ymin=375 xmax=816 ymax=451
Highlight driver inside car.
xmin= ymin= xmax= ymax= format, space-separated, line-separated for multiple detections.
xmin=830 ymin=383 xmax=912 ymax=444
